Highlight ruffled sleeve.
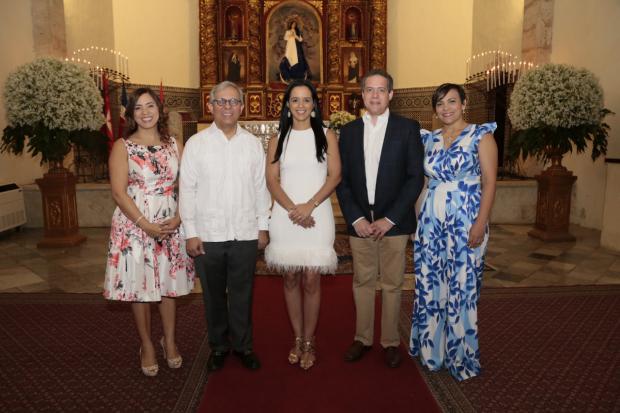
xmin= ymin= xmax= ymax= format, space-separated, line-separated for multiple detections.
xmin=476 ymin=122 xmax=497 ymax=137
xmin=420 ymin=128 xmax=432 ymax=146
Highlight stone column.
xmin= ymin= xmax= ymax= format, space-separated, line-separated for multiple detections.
xmin=31 ymin=0 xmax=67 ymax=58
xmin=521 ymin=0 xmax=554 ymax=64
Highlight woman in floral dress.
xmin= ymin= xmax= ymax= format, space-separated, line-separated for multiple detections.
xmin=409 ymin=83 xmax=497 ymax=381
xmin=103 ymin=88 xmax=194 ymax=377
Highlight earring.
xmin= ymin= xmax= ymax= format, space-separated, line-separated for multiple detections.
xmin=287 ymin=111 xmax=291 ymax=118
xmin=311 ymin=110 xmax=316 ymax=118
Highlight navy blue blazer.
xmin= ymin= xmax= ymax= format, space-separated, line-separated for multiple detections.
xmin=336 ymin=112 xmax=424 ymax=237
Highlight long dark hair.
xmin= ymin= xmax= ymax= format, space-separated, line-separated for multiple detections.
xmin=273 ymin=79 xmax=327 ymax=163
xmin=125 ymin=87 xmax=170 ymax=142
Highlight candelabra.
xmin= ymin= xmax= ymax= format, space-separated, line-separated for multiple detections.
xmin=465 ymin=50 xmax=536 ymax=91
xmin=66 ymin=46 xmax=130 ymax=88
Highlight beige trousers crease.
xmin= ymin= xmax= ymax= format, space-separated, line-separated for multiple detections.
xmin=349 ymin=234 xmax=409 ymax=348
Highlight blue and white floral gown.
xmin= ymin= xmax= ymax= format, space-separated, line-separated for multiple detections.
xmin=409 ymin=122 xmax=496 ymax=381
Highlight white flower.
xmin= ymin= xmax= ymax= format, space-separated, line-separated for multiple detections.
xmin=508 ymin=63 xmax=604 ymax=130
xmin=3 ymin=58 xmax=104 ymax=131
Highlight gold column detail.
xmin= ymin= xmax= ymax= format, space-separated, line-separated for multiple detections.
xmin=370 ymin=0 xmax=387 ymax=71
xmin=199 ymin=0 xmax=218 ymax=86
xmin=327 ymin=0 xmax=341 ymax=83
xmin=247 ymin=0 xmax=262 ymax=83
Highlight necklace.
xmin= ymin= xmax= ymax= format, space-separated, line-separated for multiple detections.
xmin=442 ymin=125 xmax=467 ymax=148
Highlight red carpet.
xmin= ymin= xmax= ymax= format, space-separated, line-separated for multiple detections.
xmin=198 ymin=275 xmax=440 ymax=413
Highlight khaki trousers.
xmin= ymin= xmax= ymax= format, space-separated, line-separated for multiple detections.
xmin=349 ymin=234 xmax=409 ymax=348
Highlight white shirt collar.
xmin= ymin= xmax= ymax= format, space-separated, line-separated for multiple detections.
xmin=209 ymin=122 xmax=243 ymax=140
xmin=362 ymin=108 xmax=390 ymax=125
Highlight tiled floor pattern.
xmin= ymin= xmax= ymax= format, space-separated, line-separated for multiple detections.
xmin=0 ymin=225 xmax=618 ymax=293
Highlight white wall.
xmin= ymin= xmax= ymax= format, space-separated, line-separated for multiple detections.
xmin=111 ymin=0 xmax=199 ymax=88
xmin=0 ymin=0 xmax=45 ymax=186
xmin=472 ymin=0 xmax=524 ymax=56
xmin=551 ymin=0 xmax=620 ymax=229
xmin=387 ymin=0 xmax=474 ymax=88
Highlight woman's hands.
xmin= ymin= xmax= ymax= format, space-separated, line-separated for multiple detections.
xmin=138 ymin=216 xmax=180 ymax=241
xmin=288 ymin=202 xmax=315 ymax=228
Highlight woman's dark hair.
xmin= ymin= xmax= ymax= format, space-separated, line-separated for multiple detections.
xmin=431 ymin=83 xmax=466 ymax=109
xmin=273 ymin=79 xmax=327 ymax=163
xmin=125 ymin=87 xmax=170 ymax=142
xmin=288 ymin=20 xmax=301 ymax=36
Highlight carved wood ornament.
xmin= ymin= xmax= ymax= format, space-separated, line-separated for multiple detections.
xmin=198 ymin=0 xmax=387 ymax=120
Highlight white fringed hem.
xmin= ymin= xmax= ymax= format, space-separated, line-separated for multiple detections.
xmin=264 ymin=246 xmax=338 ymax=275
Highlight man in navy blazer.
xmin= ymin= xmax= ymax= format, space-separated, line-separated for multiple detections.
xmin=337 ymin=69 xmax=424 ymax=368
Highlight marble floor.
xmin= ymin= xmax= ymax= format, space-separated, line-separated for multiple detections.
xmin=0 ymin=225 xmax=619 ymax=293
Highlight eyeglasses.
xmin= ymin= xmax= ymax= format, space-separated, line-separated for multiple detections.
xmin=211 ymin=98 xmax=242 ymax=107
xmin=363 ymin=87 xmax=389 ymax=95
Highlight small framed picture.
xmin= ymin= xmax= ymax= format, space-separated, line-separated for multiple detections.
xmin=342 ymin=48 xmax=364 ymax=85
xmin=222 ymin=48 xmax=246 ymax=84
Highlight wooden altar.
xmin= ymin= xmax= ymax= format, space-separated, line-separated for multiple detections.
xmin=199 ymin=0 xmax=387 ymax=120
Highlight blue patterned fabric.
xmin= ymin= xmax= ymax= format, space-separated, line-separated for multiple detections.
xmin=409 ymin=122 xmax=496 ymax=381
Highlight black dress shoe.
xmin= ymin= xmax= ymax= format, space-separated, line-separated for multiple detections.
xmin=234 ymin=350 xmax=261 ymax=370
xmin=344 ymin=340 xmax=372 ymax=362
xmin=207 ymin=350 xmax=229 ymax=372
xmin=384 ymin=346 xmax=402 ymax=368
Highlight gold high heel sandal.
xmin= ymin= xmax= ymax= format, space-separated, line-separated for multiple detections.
xmin=288 ymin=336 xmax=303 ymax=364
xmin=300 ymin=337 xmax=316 ymax=370
xmin=160 ymin=337 xmax=183 ymax=369
xmin=139 ymin=347 xmax=159 ymax=377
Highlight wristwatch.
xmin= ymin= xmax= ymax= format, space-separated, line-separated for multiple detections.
xmin=312 ymin=198 xmax=320 ymax=207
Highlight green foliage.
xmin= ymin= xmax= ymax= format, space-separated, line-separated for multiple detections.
xmin=1 ymin=123 xmax=108 ymax=165
xmin=508 ymin=109 xmax=613 ymax=163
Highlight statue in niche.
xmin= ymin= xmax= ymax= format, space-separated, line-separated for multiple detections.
xmin=279 ymin=20 xmax=310 ymax=82
xmin=227 ymin=52 xmax=241 ymax=82
xmin=227 ymin=10 xmax=241 ymax=41
xmin=347 ymin=12 xmax=360 ymax=42
xmin=346 ymin=51 xmax=360 ymax=83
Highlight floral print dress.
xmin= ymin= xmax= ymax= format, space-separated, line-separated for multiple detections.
xmin=409 ymin=123 xmax=496 ymax=381
xmin=103 ymin=139 xmax=194 ymax=302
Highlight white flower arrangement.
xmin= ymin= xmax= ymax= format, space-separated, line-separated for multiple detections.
xmin=509 ymin=63 xmax=603 ymax=130
xmin=507 ymin=63 xmax=612 ymax=162
xmin=4 ymin=58 xmax=103 ymax=131
xmin=329 ymin=110 xmax=356 ymax=130
xmin=1 ymin=58 xmax=104 ymax=164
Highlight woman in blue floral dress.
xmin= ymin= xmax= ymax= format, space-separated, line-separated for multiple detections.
xmin=409 ymin=83 xmax=497 ymax=381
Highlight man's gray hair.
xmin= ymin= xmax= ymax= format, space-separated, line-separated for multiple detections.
xmin=209 ymin=81 xmax=244 ymax=103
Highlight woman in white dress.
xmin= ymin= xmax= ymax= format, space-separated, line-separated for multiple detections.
xmin=265 ymin=79 xmax=341 ymax=370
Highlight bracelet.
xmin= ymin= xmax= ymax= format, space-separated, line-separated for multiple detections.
xmin=310 ymin=198 xmax=320 ymax=208
xmin=134 ymin=215 xmax=146 ymax=226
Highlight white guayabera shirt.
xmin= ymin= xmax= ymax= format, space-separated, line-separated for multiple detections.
xmin=179 ymin=123 xmax=271 ymax=242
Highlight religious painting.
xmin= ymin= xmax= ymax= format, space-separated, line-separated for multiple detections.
xmin=342 ymin=47 xmax=363 ymax=85
xmin=222 ymin=48 xmax=246 ymax=84
xmin=266 ymin=1 xmax=323 ymax=84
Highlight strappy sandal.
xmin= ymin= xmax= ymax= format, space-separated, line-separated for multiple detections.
xmin=288 ymin=336 xmax=303 ymax=364
xmin=300 ymin=337 xmax=316 ymax=370
xmin=139 ymin=347 xmax=159 ymax=377
xmin=160 ymin=337 xmax=183 ymax=369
